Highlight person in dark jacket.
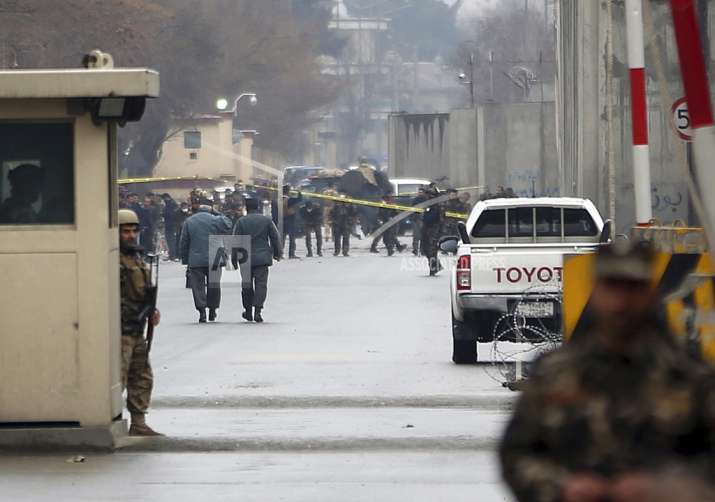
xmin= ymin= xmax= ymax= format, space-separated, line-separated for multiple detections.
xmin=330 ymin=196 xmax=358 ymax=257
xmin=140 ymin=193 xmax=160 ymax=254
xmin=161 ymin=193 xmax=179 ymax=260
xmin=410 ymin=187 xmax=428 ymax=256
xmin=299 ymin=199 xmax=324 ymax=257
xmin=232 ymin=197 xmax=282 ymax=323
xmin=174 ymin=202 xmax=190 ymax=262
xmin=373 ymin=194 xmax=406 ymax=256
xmin=421 ymin=185 xmax=445 ymax=276
xmin=283 ymin=186 xmax=302 ymax=259
xmin=180 ymin=204 xmax=232 ymax=323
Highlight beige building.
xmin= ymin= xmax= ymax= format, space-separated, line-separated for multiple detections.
xmin=153 ymin=114 xmax=256 ymax=183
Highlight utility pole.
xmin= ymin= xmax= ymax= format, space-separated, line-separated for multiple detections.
xmin=469 ymin=52 xmax=475 ymax=108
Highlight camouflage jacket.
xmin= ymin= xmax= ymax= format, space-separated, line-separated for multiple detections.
xmin=499 ymin=328 xmax=715 ymax=502
xmin=120 ymin=250 xmax=150 ymax=337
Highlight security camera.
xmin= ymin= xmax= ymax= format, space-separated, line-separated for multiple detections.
xmin=458 ymin=73 xmax=467 ymax=80
xmin=249 ymin=95 xmax=258 ymax=106
xmin=82 ymin=50 xmax=114 ymax=69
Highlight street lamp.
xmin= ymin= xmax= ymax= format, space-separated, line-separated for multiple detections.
xmin=457 ymin=45 xmax=476 ymax=108
xmin=215 ymin=92 xmax=258 ymax=116
xmin=456 ymin=40 xmax=480 ymax=108
xmin=216 ymin=93 xmax=258 ymax=136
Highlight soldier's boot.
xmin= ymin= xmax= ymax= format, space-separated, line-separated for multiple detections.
xmin=317 ymin=249 xmax=323 ymax=257
xmin=306 ymin=249 xmax=313 ymax=258
xmin=387 ymin=247 xmax=395 ymax=257
xmin=129 ymin=413 xmax=163 ymax=437
xmin=242 ymin=307 xmax=253 ymax=322
xmin=198 ymin=309 xmax=207 ymax=323
xmin=254 ymin=308 xmax=264 ymax=323
xmin=397 ymin=243 xmax=407 ymax=253
xmin=208 ymin=308 xmax=217 ymax=322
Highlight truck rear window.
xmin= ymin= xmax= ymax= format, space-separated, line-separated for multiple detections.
xmin=471 ymin=209 xmax=505 ymax=237
xmin=564 ymin=208 xmax=599 ymax=236
xmin=508 ymin=207 xmax=533 ymax=237
xmin=536 ymin=207 xmax=561 ymax=236
xmin=472 ymin=206 xmax=598 ymax=239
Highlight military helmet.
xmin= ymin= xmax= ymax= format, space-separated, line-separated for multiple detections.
xmin=595 ymin=239 xmax=654 ymax=282
xmin=118 ymin=209 xmax=140 ymax=226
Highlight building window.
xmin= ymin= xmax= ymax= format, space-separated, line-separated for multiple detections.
xmin=0 ymin=122 xmax=75 ymax=225
xmin=184 ymin=131 xmax=202 ymax=149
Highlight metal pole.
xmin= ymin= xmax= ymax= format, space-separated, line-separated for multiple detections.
xmin=625 ymin=0 xmax=653 ymax=225
xmin=489 ymin=51 xmax=495 ymax=101
xmin=607 ymin=0 xmax=616 ymax=227
xmin=470 ymin=53 xmax=475 ymax=108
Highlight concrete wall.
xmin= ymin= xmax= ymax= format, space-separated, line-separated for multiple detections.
xmin=478 ymin=103 xmax=559 ymax=197
xmin=388 ymin=113 xmax=450 ymax=181
xmin=388 ymin=103 xmax=557 ymax=195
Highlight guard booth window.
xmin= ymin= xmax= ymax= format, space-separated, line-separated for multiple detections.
xmin=0 ymin=122 xmax=74 ymax=225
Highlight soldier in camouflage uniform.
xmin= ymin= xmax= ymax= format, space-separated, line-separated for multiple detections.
xmin=500 ymin=241 xmax=715 ymax=502
xmin=119 ymin=209 xmax=162 ymax=436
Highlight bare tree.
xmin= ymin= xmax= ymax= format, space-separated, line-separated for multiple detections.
xmin=455 ymin=1 xmax=555 ymax=104
xmin=0 ymin=0 xmax=344 ymax=174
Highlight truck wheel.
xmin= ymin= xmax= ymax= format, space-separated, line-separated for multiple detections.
xmin=474 ymin=314 xmax=496 ymax=343
xmin=452 ymin=314 xmax=477 ymax=364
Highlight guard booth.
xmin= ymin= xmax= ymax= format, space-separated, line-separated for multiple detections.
xmin=0 ymin=59 xmax=159 ymax=448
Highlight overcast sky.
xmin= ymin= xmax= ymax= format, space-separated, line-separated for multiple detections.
xmin=447 ymin=0 xmax=497 ymax=16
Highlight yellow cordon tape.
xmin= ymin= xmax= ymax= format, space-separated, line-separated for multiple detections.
xmin=118 ymin=176 xmax=222 ymax=184
xmin=256 ymin=184 xmax=469 ymax=220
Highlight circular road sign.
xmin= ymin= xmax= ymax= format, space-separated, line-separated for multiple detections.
xmin=672 ymin=97 xmax=693 ymax=141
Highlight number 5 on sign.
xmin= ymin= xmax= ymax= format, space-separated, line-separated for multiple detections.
xmin=672 ymin=97 xmax=693 ymax=141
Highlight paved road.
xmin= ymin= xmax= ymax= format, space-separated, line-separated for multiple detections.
xmin=2 ymin=242 xmax=517 ymax=501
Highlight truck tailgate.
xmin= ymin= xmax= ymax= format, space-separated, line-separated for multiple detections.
xmin=468 ymin=246 xmax=596 ymax=295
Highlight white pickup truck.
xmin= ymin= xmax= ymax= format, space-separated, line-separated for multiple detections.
xmin=440 ymin=197 xmax=608 ymax=364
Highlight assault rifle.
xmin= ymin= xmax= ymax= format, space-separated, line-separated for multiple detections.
xmin=138 ymin=253 xmax=159 ymax=353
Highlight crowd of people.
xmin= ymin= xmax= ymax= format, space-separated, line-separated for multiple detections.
xmin=118 ymin=180 xmax=474 ymax=276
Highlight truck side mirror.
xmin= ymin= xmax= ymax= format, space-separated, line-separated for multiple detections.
xmin=600 ymin=220 xmax=613 ymax=244
xmin=457 ymin=221 xmax=470 ymax=244
xmin=439 ymin=236 xmax=459 ymax=254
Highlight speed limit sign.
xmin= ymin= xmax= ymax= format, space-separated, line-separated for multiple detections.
xmin=672 ymin=97 xmax=693 ymax=141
